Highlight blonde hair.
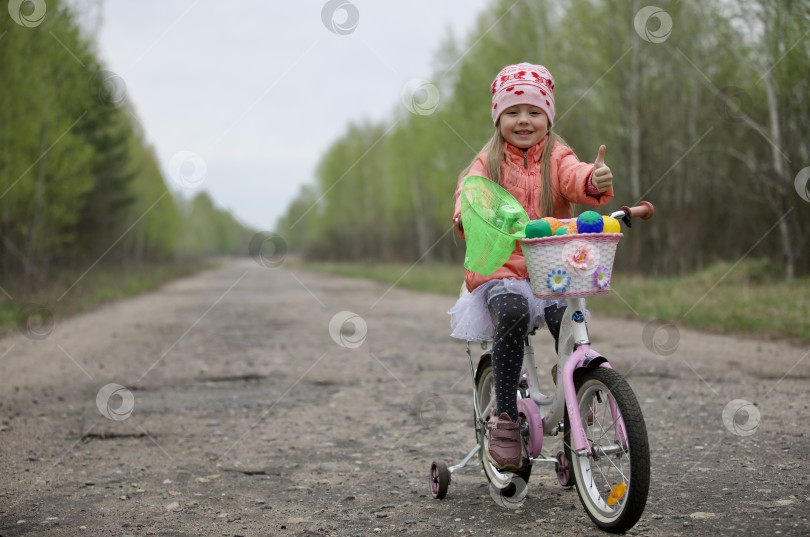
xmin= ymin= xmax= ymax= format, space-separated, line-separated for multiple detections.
xmin=458 ymin=127 xmax=572 ymax=217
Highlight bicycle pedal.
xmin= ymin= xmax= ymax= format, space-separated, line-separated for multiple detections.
xmin=517 ymin=413 xmax=529 ymax=431
xmin=518 ymin=377 xmax=529 ymax=390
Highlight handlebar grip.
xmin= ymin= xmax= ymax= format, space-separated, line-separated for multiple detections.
xmin=620 ymin=201 xmax=654 ymax=220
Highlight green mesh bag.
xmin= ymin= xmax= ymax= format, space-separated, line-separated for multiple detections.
xmin=460 ymin=175 xmax=529 ymax=275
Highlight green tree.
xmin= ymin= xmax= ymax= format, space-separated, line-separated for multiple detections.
xmin=278 ymin=0 xmax=810 ymax=277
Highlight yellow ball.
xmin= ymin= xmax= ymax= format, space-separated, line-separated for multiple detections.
xmin=602 ymin=216 xmax=621 ymax=233
xmin=565 ymin=221 xmax=578 ymax=234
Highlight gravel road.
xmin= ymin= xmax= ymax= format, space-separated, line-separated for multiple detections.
xmin=1 ymin=258 xmax=808 ymax=536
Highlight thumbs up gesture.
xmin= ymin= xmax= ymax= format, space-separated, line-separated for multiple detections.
xmin=591 ymin=145 xmax=613 ymax=193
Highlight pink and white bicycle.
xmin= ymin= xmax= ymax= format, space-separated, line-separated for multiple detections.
xmin=430 ymin=202 xmax=654 ymax=534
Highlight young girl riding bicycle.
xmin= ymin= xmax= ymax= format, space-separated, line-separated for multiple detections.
xmin=449 ymin=62 xmax=614 ymax=472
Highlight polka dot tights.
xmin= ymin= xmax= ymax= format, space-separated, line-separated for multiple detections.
xmin=488 ymin=294 xmax=566 ymax=422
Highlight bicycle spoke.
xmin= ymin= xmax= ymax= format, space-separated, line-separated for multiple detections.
xmin=592 ymin=433 xmax=622 ymax=493
xmin=593 ymin=453 xmax=630 ymax=510
xmin=590 ymin=394 xmax=623 ymax=448
xmin=601 ymin=450 xmax=630 ymax=481
xmin=583 ymin=388 xmax=632 ymax=503
xmin=593 ymin=457 xmax=614 ymax=493
xmin=596 ymin=435 xmax=629 ymax=475
xmin=585 ymin=397 xmax=614 ymax=450
xmin=585 ymin=392 xmax=606 ymax=437
xmin=594 ymin=427 xmax=631 ymax=483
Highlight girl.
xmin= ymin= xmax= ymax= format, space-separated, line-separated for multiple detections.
xmin=448 ymin=63 xmax=614 ymax=472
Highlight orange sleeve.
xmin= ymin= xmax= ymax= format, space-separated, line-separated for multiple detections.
xmin=554 ymin=143 xmax=614 ymax=207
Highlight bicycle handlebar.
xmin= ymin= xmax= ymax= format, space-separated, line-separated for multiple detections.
xmin=609 ymin=201 xmax=654 ymax=229
xmin=619 ymin=201 xmax=654 ymax=220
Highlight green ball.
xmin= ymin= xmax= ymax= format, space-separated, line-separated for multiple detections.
xmin=578 ymin=210 xmax=602 ymax=223
xmin=525 ymin=219 xmax=553 ymax=238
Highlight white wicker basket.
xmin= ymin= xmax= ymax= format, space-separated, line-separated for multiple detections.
xmin=521 ymin=232 xmax=622 ymax=298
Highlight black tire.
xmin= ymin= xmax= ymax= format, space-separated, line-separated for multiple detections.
xmin=568 ymin=368 xmax=650 ymax=533
xmin=474 ymin=354 xmax=532 ymax=484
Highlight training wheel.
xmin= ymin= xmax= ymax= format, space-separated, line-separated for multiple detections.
xmin=429 ymin=461 xmax=450 ymax=499
xmin=556 ymin=450 xmax=573 ymax=487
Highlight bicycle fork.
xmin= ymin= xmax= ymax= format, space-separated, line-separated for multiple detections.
xmin=553 ymin=298 xmax=629 ymax=456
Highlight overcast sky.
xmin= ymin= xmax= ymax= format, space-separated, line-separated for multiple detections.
xmin=91 ymin=0 xmax=491 ymax=231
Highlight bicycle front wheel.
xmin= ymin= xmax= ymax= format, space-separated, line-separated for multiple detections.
xmin=569 ymin=367 xmax=649 ymax=533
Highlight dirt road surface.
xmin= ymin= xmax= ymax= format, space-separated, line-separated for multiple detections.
xmin=1 ymin=258 xmax=808 ymax=536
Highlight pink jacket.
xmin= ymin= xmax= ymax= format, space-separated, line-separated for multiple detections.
xmin=453 ymin=138 xmax=614 ymax=292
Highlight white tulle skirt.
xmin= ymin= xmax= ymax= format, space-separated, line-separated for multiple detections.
xmin=447 ymin=278 xmax=567 ymax=341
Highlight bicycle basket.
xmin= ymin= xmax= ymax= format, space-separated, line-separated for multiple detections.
xmin=521 ymin=230 xmax=622 ymax=298
xmin=460 ymin=175 xmax=529 ymax=276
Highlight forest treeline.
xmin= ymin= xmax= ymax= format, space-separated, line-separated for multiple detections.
xmin=0 ymin=1 xmax=253 ymax=297
xmin=278 ymin=0 xmax=810 ymax=279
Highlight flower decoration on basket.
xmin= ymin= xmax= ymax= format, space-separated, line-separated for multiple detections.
xmin=547 ymin=269 xmax=571 ymax=294
xmin=593 ymin=265 xmax=611 ymax=290
xmin=564 ymin=241 xmax=595 ymax=271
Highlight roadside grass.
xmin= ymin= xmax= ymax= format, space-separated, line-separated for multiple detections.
xmin=294 ymin=258 xmax=810 ymax=343
xmin=0 ymin=259 xmax=223 ymax=337
xmin=591 ymin=260 xmax=809 ymax=342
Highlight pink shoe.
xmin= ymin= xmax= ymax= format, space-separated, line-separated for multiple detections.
xmin=485 ymin=413 xmax=524 ymax=472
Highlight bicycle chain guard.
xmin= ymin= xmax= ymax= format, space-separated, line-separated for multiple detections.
xmin=517 ymin=398 xmax=543 ymax=458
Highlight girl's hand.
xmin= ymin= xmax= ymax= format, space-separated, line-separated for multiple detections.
xmin=591 ymin=145 xmax=613 ymax=192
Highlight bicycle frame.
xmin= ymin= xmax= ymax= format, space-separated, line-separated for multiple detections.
xmin=467 ymin=296 xmax=629 ymax=460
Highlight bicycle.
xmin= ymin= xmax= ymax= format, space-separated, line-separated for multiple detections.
xmin=429 ymin=202 xmax=654 ymax=534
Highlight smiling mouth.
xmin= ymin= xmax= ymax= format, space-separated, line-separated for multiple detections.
xmin=515 ymin=131 xmax=533 ymax=135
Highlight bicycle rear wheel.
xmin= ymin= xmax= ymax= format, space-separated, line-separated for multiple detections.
xmin=569 ymin=367 xmax=649 ymax=533
xmin=474 ymin=354 xmax=532 ymax=487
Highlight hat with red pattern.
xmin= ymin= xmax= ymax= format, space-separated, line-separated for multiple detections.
xmin=491 ymin=63 xmax=555 ymax=127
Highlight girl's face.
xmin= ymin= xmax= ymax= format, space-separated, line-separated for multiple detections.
xmin=499 ymin=104 xmax=548 ymax=149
